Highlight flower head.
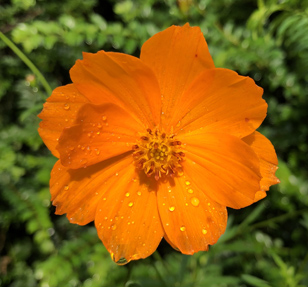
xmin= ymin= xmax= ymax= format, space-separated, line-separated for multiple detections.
xmin=38 ymin=24 xmax=279 ymax=265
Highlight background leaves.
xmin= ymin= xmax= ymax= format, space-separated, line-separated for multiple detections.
xmin=0 ymin=0 xmax=307 ymax=286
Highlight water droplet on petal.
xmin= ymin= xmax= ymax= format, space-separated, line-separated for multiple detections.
xmin=202 ymin=229 xmax=207 ymax=235
xmin=128 ymin=202 xmax=133 ymax=207
xmin=102 ymin=116 xmax=107 ymax=121
xmin=169 ymin=206 xmax=175 ymax=212
xmin=111 ymin=224 xmax=117 ymax=230
xmin=185 ymin=181 xmax=191 ymax=186
xmin=111 ymin=254 xmax=128 ymax=266
xmin=63 ymin=103 xmax=70 ymax=110
xmin=188 ymin=188 xmax=193 ymax=194
xmin=64 ymin=185 xmax=69 ymax=190
xmin=137 ymin=191 xmax=141 ymax=196
xmin=191 ymin=197 xmax=200 ymax=207
xmin=125 ymin=193 xmax=130 ymax=197
xmin=180 ymin=226 xmax=186 ymax=232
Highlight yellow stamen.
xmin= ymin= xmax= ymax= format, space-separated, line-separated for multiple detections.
xmin=132 ymin=128 xmax=185 ymax=180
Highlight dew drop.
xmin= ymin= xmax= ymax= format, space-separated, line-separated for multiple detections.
xmin=180 ymin=226 xmax=186 ymax=232
xmin=169 ymin=206 xmax=175 ymax=212
xmin=63 ymin=103 xmax=70 ymax=110
xmin=191 ymin=197 xmax=200 ymax=207
xmin=168 ymin=189 xmax=172 ymax=193
xmin=128 ymin=202 xmax=133 ymax=207
xmin=111 ymin=255 xmax=128 ymax=266
xmin=111 ymin=224 xmax=117 ymax=231
xmin=177 ymin=169 xmax=184 ymax=176
xmin=176 ymin=121 xmax=181 ymax=127
xmin=137 ymin=191 xmax=141 ymax=196
xmin=102 ymin=115 xmax=107 ymax=121
xmin=125 ymin=193 xmax=130 ymax=197
xmin=202 ymin=229 xmax=207 ymax=235
xmin=64 ymin=185 xmax=69 ymax=190
xmin=185 ymin=181 xmax=191 ymax=186
xmin=187 ymin=188 xmax=193 ymax=194
xmin=96 ymin=151 xmax=100 ymax=155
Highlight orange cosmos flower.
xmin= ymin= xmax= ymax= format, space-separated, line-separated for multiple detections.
xmin=38 ymin=23 xmax=279 ymax=265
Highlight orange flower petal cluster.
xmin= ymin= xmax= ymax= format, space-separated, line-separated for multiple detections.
xmin=38 ymin=24 xmax=279 ymax=265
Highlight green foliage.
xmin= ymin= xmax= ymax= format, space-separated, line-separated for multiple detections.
xmin=1 ymin=0 xmax=308 ymax=286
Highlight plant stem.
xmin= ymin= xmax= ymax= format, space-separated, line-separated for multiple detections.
xmin=152 ymin=252 xmax=169 ymax=287
xmin=0 ymin=30 xmax=52 ymax=97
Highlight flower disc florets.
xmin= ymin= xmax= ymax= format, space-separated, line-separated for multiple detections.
xmin=132 ymin=128 xmax=185 ymax=180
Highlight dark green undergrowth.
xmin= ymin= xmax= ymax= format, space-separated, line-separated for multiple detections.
xmin=1 ymin=0 xmax=307 ymax=286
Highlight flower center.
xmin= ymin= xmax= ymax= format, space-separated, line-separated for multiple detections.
xmin=132 ymin=129 xmax=185 ymax=180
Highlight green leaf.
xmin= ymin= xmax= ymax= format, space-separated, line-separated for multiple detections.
xmin=241 ymin=274 xmax=271 ymax=287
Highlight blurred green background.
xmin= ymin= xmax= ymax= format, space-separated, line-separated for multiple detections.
xmin=0 ymin=0 xmax=308 ymax=286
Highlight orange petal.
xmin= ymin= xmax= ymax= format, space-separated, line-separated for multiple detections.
xmin=57 ymin=103 xmax=143 ymax=169
xmin=254 ymin=191 xmax=267 ymax=202
xmin=70 ymin=51 xmax=161 ymax=128
xmin=95 ymin=172 xmax=163 ymax=264
xmin=140 ymin=23 xmax=215 ymax=129
xmin=157 ymin=176 xmax=227 ymax=254
xmin=242 ymin=131 xmax=279 ymax=201
xmin=38 ymin=84 xmax=89 ymax=157
xmin=50 ymin=152 xmax=133 ymax=225
xmin=172 ymin=68 xmax=267 ymax=138
xmin=179 ymin=132 xmax=262 ymax=209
